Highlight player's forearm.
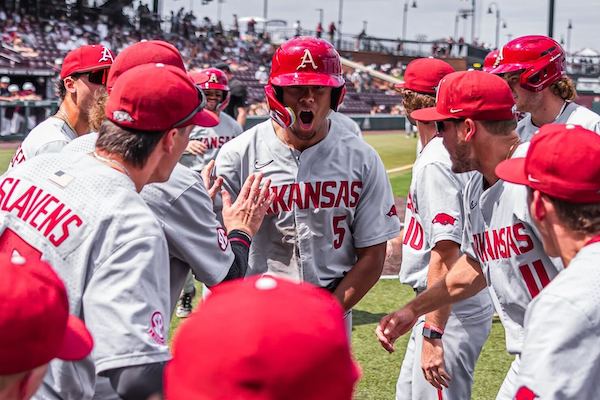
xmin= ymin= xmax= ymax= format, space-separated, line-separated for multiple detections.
xmin=236 ymin=107 xmax=248 ymax=127
xmin=221 ymin=230 xmax=251 ymax=282
xmin=424 ymin=241 xmax=461 ymax=330
xmin=333 ymin=242 xmax=386 ymax=311
xmin=408 ymin=254 xmax=487 ymax=318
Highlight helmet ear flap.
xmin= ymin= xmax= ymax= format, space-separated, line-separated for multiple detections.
xmin=265 ymin=85 xmax=296 ymax=128
xmin=331 ymin=86 xmax=346 ymax=111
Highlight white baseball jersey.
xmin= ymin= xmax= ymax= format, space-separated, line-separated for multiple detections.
xmin=179 ymin=112 xmax=243 ymax=172
xmin=517 ymin=101 xmax=600 ymax=141
xmin=396 ymin=136 xmax=492 ymax=400
xmin=9 ymin=116 xmax=78 ymax=169
xmin=514 ymin=238 xmax=600 ymax=399
xmin=215 ymin=119 xmax=400 ymax=287
xmin=462 ymin=143 xmax=562 ymax=354
xmin=328 ymin=111 xmax=363 ymax=138
xmin=0 ymin=152 xmax=170 ymax=400
xmin=63 ymin=132 xmax=235 ymax=313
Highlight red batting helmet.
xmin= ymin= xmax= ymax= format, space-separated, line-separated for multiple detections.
xmin=265 ymin=37 xmax=346 ymax=128
xmin=190 ymin=68 xmax=230 ymax=111
xmin=489 ymin=35 xmax=565 ymax=92
xmin=482 ymin=50 xmax=499 ymax=72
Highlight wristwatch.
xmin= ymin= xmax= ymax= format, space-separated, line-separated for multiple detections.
xmin=422 ymin=324 xmax=443 ymax=339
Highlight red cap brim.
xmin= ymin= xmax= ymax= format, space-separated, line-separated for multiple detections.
xmin=410 ymin=107 xmax=452 ymax=122
xmin=56 ymin=315 xmax=94 ymax=361
xmin=190 ymin=109 xmax=220 ymax=128
xmin=495 ymin=158 xmax=529 ymax=185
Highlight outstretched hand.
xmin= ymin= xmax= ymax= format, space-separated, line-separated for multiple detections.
xmin=375 ymin=306 xmax=418 ymax=353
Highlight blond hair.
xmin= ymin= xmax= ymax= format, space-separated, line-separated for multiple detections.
xmin=550 ymin=76 xmax=577 ymax=101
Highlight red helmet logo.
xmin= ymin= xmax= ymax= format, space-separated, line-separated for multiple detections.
xmin=297 ymin=49 xmax=319 ymax=70
xmin=490 ymin=35 xmax=565 ymax=92
xmin=432 ymin=213 xmax=457 ymax=226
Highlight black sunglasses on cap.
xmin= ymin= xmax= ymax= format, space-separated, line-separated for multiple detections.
xmin=173 ymin=86 xmax=208 ymax=128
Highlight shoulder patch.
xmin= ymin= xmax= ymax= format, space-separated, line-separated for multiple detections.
xmin=148 ymin=311 xmax=166 ymax=345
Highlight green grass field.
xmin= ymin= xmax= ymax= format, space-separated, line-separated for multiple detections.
xmin=0 ymin=132 xmax=511 ymax=399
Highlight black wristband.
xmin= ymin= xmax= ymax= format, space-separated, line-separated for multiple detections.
xmin=228 ymin=229 xmax=252 ymax=248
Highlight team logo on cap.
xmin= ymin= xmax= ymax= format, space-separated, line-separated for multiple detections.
xmin=208 ymin=73 xmax=219 ymax=83
xmin=148 ymin=311 xmax=165 ymax=345
xmin=297 ymin=49 xmax=319 ymax=70
xmin=98 ymin=46 xmax=114 ymax=63
xmin=112 ymin=110 xmax=134 ymax=123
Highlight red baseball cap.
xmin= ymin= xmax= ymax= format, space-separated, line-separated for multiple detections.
xmin=395 ymin=58 xmax=455 ymax=94
xmin=496 ymin=124 xmax=600 ymax=203
xmin=165 ymin=276 xmax=361 ymax=400
xmin=106 ymin=40 xmax=186 ymax=93
xmin=411 ymin=70 xmax=515 ymax=121
xmin=60 ymin=44 xmax=115 ymax=79
xmin=105 ymin=63 xmax=219 ymax=131
xmin=0 ymin=251 xmax=93 ymax=374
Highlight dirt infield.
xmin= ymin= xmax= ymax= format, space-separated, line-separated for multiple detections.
xmin=0 ymin=141 xmax=20 ymax=149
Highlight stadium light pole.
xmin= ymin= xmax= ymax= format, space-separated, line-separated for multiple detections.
xmin=487 ymin=2 xmax=500 ymax=49
xmin=337 ymin=0 xmax=343 ymax=49
xmin=401 ymin=0 xmax=417 ymax=41
xmin=548 ymin=0 xmax=555 ymax=38
xmin=263 ymin=0 xmax=267 ymax=21
xmin=316 ymin=8 xmax=323 ymax=26
xmin=566 ymin=19 xmax=572 ymax=55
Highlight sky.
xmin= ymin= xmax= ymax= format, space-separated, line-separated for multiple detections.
xmin=157 ymin=0 xmax=600 ymax=53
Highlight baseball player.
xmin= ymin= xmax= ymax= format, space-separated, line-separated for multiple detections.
xmin=495 ymin=124 xmax=600 ymax=399
xmin=165 ymin=276 xmax=361 ymax=400
xmin=9 ymin=45 xmax=114 ymax=168
xmin=393 ymin=58 xmax=493 ymax=400
xmin=376 ymin=71 xmax=562 ymax=400
xmin=490 ymin=35 xmax=600 ymax=140
xmin=215 ymin=37 xmax=401 ymax=327
xmin=0 ymin=64 xmax=207 ymax=400
xmin=180 ymin=68 xmax=243 ymax=173
xmin=0 ymin=253 xmax=93 ymax=400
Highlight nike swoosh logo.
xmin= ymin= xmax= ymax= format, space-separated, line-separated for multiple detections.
xmin=470 ymin=200 xmax=478 ymax=209
xmin=254 ymin=160 xmax=274 ymax=169
xmin=449 ymin=108 xmax=464 ymax=113
xmin=527 ymin=174 xmax=541 ymax=183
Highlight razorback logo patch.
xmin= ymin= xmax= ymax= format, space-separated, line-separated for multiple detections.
xmin=148 ymin=311 xmax=166 ymax=345
xmin=432 ymin=213 xmax=457 ymax=226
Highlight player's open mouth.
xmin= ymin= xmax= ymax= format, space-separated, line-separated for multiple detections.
xmin=298 ymin=110 xmax=314 ymax=129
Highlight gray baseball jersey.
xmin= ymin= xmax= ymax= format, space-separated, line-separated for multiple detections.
xmin=9 ymin=116 xmax=78 ymax=169
xmin=0 ymin=152 xmax=170 ymax=400
xmin=517 ymin=102 xmax=600 ymax=141
xmin=462 ymin=142 xmax=562 ymax=356
xmin=396 ymin=137 xmax=493 ymax=400
xmin=328 ymin=111 xmax=363 ymax=138
xmin=514 ymin=239 xmax=600 ymax=400
xmin=215 ymin=119 xmax=400 ymax=287
xmin=179 ymin=111 xmax=243 ymax=172
xmin=63 ymin=132 xmax=235 ymax=313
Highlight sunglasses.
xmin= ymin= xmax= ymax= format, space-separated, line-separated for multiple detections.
xmin=435 ymin=119 xmax=464 ymax=134
xmin=73 ymin=69 xmax=109 ymax=86
xmin=173 ymin=86 xmax=208 ymax=128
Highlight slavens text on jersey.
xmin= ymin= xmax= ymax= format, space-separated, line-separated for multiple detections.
xmin=471 ymin=223 xmax=534 ymax=263
xmin=0 ymin=178 xmax=83 ymax=247
xmin=267 ymin=181 xmax=363 ymax=214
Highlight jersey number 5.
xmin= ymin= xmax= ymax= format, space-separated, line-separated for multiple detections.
xmin=333 ymin=215 xmax=347 ymax=249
